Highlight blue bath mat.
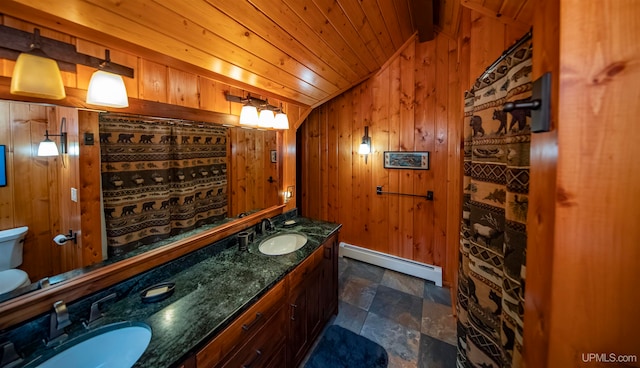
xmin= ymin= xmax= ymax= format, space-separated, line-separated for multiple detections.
xmin=305 ymin=325 xmax=388 ymax=368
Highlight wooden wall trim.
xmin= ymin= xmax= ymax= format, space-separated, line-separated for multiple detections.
xmin=0 ymin=77 xmax=239 ymax=126
xmin=523 ymin=0 xmax=559 ymax=365
xmin=0 ymin=205 xmax=285 ymax=329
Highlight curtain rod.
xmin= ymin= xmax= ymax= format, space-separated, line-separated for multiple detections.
xmin=478 ymin=28 xmax=532 ymax=82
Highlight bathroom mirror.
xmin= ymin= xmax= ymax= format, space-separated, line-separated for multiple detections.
xmin=0 ymin=102 xmax=284 ymax=307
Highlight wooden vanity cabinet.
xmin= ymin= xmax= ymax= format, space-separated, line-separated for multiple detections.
xmin=194 ymin=231 xmax=340 ymax=368
xmin=287 ymin=245 xmax=324 ymax=367
xmin=196 ymin=280 xmax=286 ymax=368
xmin=287 ymin=232 xmax=340 ymax=368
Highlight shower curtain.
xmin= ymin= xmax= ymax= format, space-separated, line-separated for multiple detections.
xmin=99 ymin=114 xmax=228 ymax=257
xmin=457 ymin=35 xmax=532 ymax=368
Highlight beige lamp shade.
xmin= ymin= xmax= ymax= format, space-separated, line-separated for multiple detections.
xmin=10 ymin=52 xmax=66 ymax=100
xmin=87 ymin=70 xmax=129 ymax=108
xmin=37 ymin=139 xmax=59 ymax=157
xmin=358 ymin=142 xmax=371 ymax=155
xmin=273 ymin=112 xmax=289 ymax=130
xmin=258 ymin=109 xmax=274 ymax=128
xmin=240 ymin=105 xmax=259 ymax=126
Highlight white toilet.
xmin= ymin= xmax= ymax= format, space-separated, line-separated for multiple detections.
xmin=0 ymin=226 xmax=31 ymax=295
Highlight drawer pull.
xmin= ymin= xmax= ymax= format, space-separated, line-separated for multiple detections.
xmin=290 ymin=304 xmax=297 ymax=321
xmin=242 ymin=312 xmax=263 ymax=332
xmin=242 ymin=349 xmax=262 ymax=368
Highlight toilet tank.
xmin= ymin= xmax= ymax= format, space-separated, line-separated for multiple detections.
xmin=0 ymin=226 xmax=29 ymax=270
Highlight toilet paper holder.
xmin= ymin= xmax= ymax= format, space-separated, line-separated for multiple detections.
xmin=53 ymin=230 xmax=77 ymax=245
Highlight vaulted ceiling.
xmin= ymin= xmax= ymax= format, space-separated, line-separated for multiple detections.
xmin=0 ymin=0 xmax=530 ymax=108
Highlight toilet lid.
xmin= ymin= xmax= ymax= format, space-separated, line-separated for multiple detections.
xmin=0 ymin=269 xmax=30 ymax=294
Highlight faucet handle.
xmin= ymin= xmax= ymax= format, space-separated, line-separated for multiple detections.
xmin=53 ymin=301 xmax=71 ymax=329
xmin=0 ymin=341 xmax=23 ymax=367
xmin=45 ymin=301 xmax=70 ymax=346
xmin=84 ymin=293 xmax=116 ymax=328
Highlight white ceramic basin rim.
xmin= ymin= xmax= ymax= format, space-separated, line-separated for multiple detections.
xmin=258 ymin=233 xmax=308 ymax=255
xmin=34 ymin=322 xmax=151 ymax=368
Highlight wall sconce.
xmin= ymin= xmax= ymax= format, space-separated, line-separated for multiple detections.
xmin=86 ymin=50 xmax=129 ymax=108
xmin=227 ymin=93 xmax=289 ymax=130
xmin=37 ymin=117 xmax=68 ymax=157
xmin=10 ymin=28 xmax=66 ymax=100
xmin=358 ymin=126 xmax=372 ymax=163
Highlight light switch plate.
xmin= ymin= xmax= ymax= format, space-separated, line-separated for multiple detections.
xmin=71 ymin=188 xmax=78 ymax=202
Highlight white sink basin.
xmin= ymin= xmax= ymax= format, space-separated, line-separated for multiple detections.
xmin=35 ymin=322 xmax=151 ymax=368
xmin=259 ymin=233 xmax=308 ymax=255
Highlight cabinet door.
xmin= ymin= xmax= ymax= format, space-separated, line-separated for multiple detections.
xmin=320 ymin=234 xmax=339 ymax=321
xmin=288 ymin=279 xmax=308 ymax=366
xmin=307 ymin=263 xmax=323 ymax=341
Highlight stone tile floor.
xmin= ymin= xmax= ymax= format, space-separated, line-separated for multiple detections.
xmin=300 ymin=257 xmax=457 ymax=368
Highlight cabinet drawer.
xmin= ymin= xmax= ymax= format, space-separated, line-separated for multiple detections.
xmin=288 ymin=245 xmax=323 ymax=290
xmin=196 ymin=280 xmax=286 ymax=368
xmin=220 ymin=305 xmax=286 ymax=368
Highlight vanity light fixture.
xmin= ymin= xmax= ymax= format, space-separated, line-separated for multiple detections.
xmin=1 ymin=25 xmax=134 ymax=105
xmin=358 ymin=126 xmax=372 ymax=163
xmin=10 ymin=28 xmax=66 ymax=100
xmin=37 ymin=117 xmax=68 ymax=157
xmin=227 ymin=93 xmax=289 ymax=129
xmin=86 ymin=50 xmax=129 ymax=108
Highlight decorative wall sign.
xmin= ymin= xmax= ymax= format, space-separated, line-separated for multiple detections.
xmin=0 ymin=145 xmax=5 ymax=186
xmin=384 ymin=151 xmax=429 ymax=170
xmin=270 ymin=150 xmax=277 ymax=163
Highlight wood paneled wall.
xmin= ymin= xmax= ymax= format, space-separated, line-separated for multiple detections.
xmin=0 ymin=101 xmax=81 ymax=281
xmin=0 ymin=15 xmax=308 ymax=272
xmin=229 ymin=128 xmax=281 ymax=217
xmin=525 ymin=1 xmax=640 ymax=367
xmin=0 ymin=14 xmax=303 ymax=215
xmin=298 ymin=10 xmax=529 ymax=286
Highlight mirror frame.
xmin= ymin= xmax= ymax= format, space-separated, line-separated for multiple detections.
xmin=0 ymin=204 xmax=285 ymax=329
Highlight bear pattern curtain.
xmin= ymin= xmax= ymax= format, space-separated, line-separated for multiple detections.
xmin=457 ymin=34 xmax=532 ymax=368
xmin=99 ymin=113 xmax=228 ymax=257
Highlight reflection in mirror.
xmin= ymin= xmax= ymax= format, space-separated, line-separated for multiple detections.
xmin=98 ymin=113 xmax=230 ymax=257
xmin=0 ymin=101 xmax=281 ymax=302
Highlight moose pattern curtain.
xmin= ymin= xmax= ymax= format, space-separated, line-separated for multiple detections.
xmin=99 ymin=114 xmax=228 ymax=257
xmin=457 ymin=37 xmax=532 ymax=368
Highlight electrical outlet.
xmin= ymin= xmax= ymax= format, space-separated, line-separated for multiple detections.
xmin=71 ymin=188 xmax=78 ymax=202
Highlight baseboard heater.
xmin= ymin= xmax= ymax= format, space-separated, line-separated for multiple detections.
xmin=339 ymin=242 xmax=443 ymax=287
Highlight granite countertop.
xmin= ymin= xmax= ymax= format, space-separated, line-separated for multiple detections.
xmin=20 ymin=217 xmax=340 ymax=368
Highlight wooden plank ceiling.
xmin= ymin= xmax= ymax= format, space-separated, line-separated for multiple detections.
xmin=0 ymin=0 xmax=529 ymax=108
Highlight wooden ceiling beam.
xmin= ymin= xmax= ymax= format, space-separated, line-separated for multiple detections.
xmin=460 ymin=0 xmax=530 ymax=31
xmin=412 ymin=0 xmax=435 ymax=42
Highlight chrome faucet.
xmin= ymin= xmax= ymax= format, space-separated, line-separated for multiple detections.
xmin=46 ymin=301 xmax=71 ymax=346
xmin=83 ymin=293 xmax=116 ymax=328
